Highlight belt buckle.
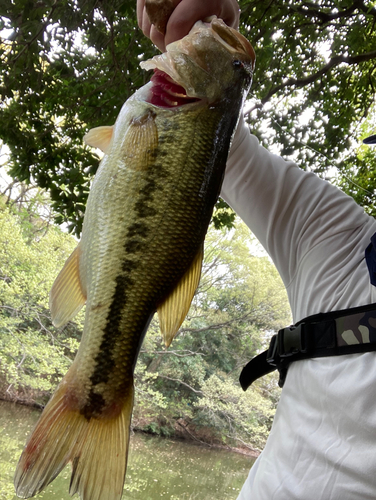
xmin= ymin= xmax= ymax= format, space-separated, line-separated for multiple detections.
xmin=279 ymin=324 xmax=307 ymax=358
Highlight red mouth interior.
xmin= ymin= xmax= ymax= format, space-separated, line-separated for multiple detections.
xmin=147 ymin=69 xmax=200 ymax=108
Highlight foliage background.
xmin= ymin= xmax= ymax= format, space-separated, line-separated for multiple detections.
xmin=0 ymin=0 xmax=375 ymax=451
xmin=0 ymin=0 xmax=375 ymax=235
xmin=0 ymin=191 xmax=290 ymax=450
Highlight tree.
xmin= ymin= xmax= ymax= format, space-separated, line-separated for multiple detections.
xmin=134 ymin=221 xmax=291 ymax=449
xmin=0 ymin=1 xmax=375 ymax=234
xmin=0 ymin=0 xmax=157 ymax=235
xmin=0 ymin=173 xmax=290 ymax=448
xmin=0 ymin=193 xmax=81 ymax=405
xmin=239 ymin=0 xmax=376 ymax=213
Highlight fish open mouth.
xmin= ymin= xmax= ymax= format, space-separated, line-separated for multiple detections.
xmin=147 ymin=69 xmax=201 ymax=108
xmin=141 ymin=18 xmax=255 ymax=106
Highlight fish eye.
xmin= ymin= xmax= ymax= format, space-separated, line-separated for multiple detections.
xmin=233 ymin=60 xmax=244 ymax=69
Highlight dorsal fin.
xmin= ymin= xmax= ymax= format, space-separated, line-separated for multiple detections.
xmin=84 ymin=126 xmax=114 ymax=153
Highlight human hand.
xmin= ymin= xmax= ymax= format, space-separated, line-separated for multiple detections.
xmin=137 ymin=0 xmax=240 ymax=52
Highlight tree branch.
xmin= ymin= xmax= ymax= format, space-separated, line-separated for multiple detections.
xmin=140 ymin=348 xmax=206 ymax=357
xmin=157 ymin=375 xmax=203 ymax=395
xmin=176 ymin=420 xmax=211 ymax=446
xmin=11 ymin=1 xmax=58 ymax=64
xmin=179 ymin=307 xmax=260 ymax=335
xmin=247 ymin=50 xmax=376 ymax=114
xmin=293 ymin=1 xmax=359 ymax=23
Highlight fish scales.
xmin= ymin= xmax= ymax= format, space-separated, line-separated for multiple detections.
xmin=14 ymin=18 xmax=255 ymax=500
xmin=77 ymin=101 xmax=238 ymax=417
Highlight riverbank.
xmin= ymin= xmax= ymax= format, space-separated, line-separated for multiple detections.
xmin=134 ymin=418 xmax=261 ymax=458
xmin=0 ymin=395 xmax=261 ymax=459
xmin=0 ymin=399 xmax=256 ymax=500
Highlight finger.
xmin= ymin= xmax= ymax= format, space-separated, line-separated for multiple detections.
xmin=138 ymin=5 xmax=167 ymax=52
xmin=149 ymin=25 xmax=167 ymax=52
xmin=140 ymin=6 xmax=152 ymax=38
xmin=164 ymin=0 xmax=240 ymax=47
xmin=228 ymin=0 xmax=240 ymax=30
xmin=136 ymin=0 xmax=145 ymax=29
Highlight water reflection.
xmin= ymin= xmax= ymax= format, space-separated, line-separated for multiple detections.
xmin=0 ymin=400 xmax=254 ymax=500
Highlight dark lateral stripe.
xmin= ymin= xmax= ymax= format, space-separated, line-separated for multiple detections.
xmin=125 ymin=239 xmax=144 ymax=253
xmin=90 ymin=274 xmax=134 ymax=387
xmin=122 ymin=258 xmax=138 ymax=273
xmin=127 ymin=222 xmax=149 ymax=238
xmin=134 ymin=201 xmax=157 ymax=218
xmin=83 ymin=273 xmax=134 ymax=419
xmin=82 ymin=170 xmax=162 ymax=419
xmin=80 ymin=392 xmax=106 ymax=420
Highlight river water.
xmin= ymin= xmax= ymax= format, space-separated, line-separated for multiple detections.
xmin=0 ymin=400 xmax=255 ymax=500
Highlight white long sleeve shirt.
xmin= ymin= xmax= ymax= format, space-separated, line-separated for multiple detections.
xmin=221 ymin=118 xmax=376 ymax=499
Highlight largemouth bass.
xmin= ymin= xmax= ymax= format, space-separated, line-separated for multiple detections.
xmin=14 ymin=18 xmax=255 ymax=500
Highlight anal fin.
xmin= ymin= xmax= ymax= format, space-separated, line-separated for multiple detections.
xmin=158 ymin=246 xmax=203 ymax=347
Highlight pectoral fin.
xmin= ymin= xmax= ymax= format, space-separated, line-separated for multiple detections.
xmin=158 ymin=246 xmax=203 ymax=347
xmin=84 ymin=125 xmax=114 ymax=153
xmin=49 ymin=245 xmax=87 ymax=328
xmin=122 ymin=110 xmax=158 ymax=171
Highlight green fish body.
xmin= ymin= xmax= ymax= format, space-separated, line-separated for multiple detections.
xmin=14 ymin=18 xmax=255 ymax=500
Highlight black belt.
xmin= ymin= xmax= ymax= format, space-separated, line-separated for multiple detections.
xmin=239 ymin=302 xmax=376 ymax=389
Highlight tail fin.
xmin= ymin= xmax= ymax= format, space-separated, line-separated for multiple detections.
xmin=14 ymin=380 xmax=134 ymax=500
